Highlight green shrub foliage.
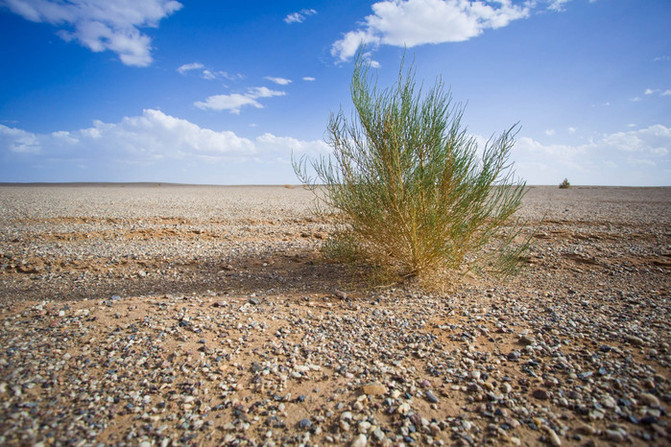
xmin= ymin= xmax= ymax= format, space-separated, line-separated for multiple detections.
xmin=295 ymin=52 xmax=528 ymax=282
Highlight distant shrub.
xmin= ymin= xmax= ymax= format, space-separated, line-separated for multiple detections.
xmin=294 ymin=51 xmax=528 ymax=285
xmin=559 ymin=178 xmax=571 ymax=189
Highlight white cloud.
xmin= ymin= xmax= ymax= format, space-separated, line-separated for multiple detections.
xmin=545 ymin=129 xmax=556 ymax=136
xmin=177 ymin=62 xmax=243 ymax=81
xmin=256 ymin=133 xmax=330 ymax=155
xmin=1 ymin=109 xmax=257 ymax=160
xmin=194 ymin=87 xmax=285 ymax=113
xmin=247 ymin=86 xmax=285 ymax=99
xmin=644 ymin=88 xmax=671 ymax=98
xmin=302 ymin=76 xmax=316 ymax=82
xmin=201 ymin=69 xmax=242 ymax=81
xmin=265 ymin=76 xmax=292 ymax=85
xmin=332 ymin=0 xmax=530 ymax=62
xmin=3 ymin=0 xmax=182 ymax=67
xmin=194 ymin=94 xmax=262 ymax=114
xmin=601 ymin=124 xmax=671 ymax=153
xmin=0 ymin=124 xmax=41 ymax=153
xmin=0 ymin=110 xmax=331 ymax=183
xmin=284 ymin=8 xmax=317 ymax=24
xmin=177 ymin=62 xmax=204 ymax=74
xmin=513 ymin=124 xmax=671 ymax=185
xmin=547 ymin=0 xmax=572 ymax=12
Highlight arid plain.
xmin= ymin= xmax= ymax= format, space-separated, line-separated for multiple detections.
xmin=0 ymin=184 xmax=669 ymax=446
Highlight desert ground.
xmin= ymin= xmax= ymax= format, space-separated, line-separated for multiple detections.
xmin=0 ymin=184 xmax=669 ymax=446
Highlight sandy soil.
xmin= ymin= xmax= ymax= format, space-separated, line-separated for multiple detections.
xmin=0 ymin=185 xmax=669 ymax=446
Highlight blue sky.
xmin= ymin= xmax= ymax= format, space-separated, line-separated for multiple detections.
xmin=0 ymin=0 xmax=669 ymax=186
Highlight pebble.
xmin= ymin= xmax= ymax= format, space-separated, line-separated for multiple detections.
xmin=605 ymin=429 xmax=625 ymax=443
xmin=542 ymin=425 xmax=562 ymax=446
xmin=362 ymin=382 xmax=387 ymax=396
xmin=297 ymin=418 xmax=312 ymax=430
xmin=425 ymin=390 xmax=439 ymax=403
xmin=351 ymin=433 xmax=368 ymax=447
xmin=639 ymin=392 xmax=661 ymax=407
xmin=533 ymin=389 xmax=550 ymax=400
xmin=575 ymin=422 xmax=596 ymax=435
xmin=507 ymin=351 xmax=520 ymax=361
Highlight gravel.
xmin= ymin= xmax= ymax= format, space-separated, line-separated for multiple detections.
xmin=0 ymin=184 xmax=670 ymax=446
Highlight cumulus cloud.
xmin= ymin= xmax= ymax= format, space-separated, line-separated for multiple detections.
xmin=265 ymin=76 xmax=292 ymax=85
xmin=256 ymin=133 xmax=330 ymax=155
xmin=247 ymin=87 xmax=285 ymax=99
xmin=194 ymin=94 xmax=262 ymax=114
xmin=0 ymin=109 xmax=332 ymax=182
xmin=546 ymin=0 xmax=572 ymax=12
xmin=513 ymin=124 xmax=671 ymax=185
xmin=284 ymin=8 xmax=317 ymax=24
xmin=644 ymin=88 xmax=671 ymax=97
xmin=177 ymin=62 xmax=204 ymax=74
xmin=2 ymin=0 xmax=182 ymax=67
xmin=1 ymin=109 xmax=330 ymax=162
xmin=177 ymin=62 xmax=243 ymax=81
xmin=332 ymin=0 xmax=531 ymax=62
xmin=195 ymin=87 xmax=285 ymax=114
xmin=302 ymin=76 xmax=316 ymax=82
xmin=0 ymin=124 xmax=41 ymax=153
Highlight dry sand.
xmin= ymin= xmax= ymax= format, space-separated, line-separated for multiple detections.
xmin=0 ymin=185 xmax=669 ymax=446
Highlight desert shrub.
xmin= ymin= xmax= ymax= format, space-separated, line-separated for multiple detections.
xmin=294 ymin=51 xmax=528 ymax=284
xmin=559 ymin=178 xmax=570 ymax=189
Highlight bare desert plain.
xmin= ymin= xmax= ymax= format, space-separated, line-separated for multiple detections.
xmin=0 ymin=184 xmax=669 ymax=446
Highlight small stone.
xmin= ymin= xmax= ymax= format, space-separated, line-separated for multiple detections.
xmin=575 ymin=422 xmax=596 ymax=435
xmin=602 ymin=395 xmax=617 ymax=409
xmin=532 ymin=389 xmax=550 ymax=400
xmin=625 ymin=335 xmax=645 ymax=346
xmin=351 ymin=434 xmax=368 ymax=447
xmin=605 ymin=429 xmax=625 ymax=443
xmin=297 ymin=418 xmax=312 ymax=430
xmin=397 ymin=402 xmax=411 ymax=415
xmin=542 ymin=425 xmax=561 ymax=446
xmin=362 ymin=382 xmax=387 ymax=395
xmin=372 ymin=427 xmax=385 ymax=441
xmin=640 ymin=415 xmax=658 ymax=425
xmin=518 ymin=335 xmax=535 ymax=346
xmin=507 ymin=351 xmax=520 ymax=361
xmin=409 ymin=413 xmax=422 ymax=426
xmin=248 ymin=297 xmax=260 ymax=305
xmin=334 ymin=290 xmax=348 ymax=300
xmin=639 ymin=392 xmax=660 ymax=407
xmin=425 ymin=390 xmax=439 ymax=403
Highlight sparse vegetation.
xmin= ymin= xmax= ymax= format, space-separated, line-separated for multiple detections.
xmin=295 ymin=51 xmax=528 ymax=285
xmin=559 ymin=178 xmax=571 ymax=189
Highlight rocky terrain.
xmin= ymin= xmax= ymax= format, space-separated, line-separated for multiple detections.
xmin=0 ymin=184 xmax=669 ymax=446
